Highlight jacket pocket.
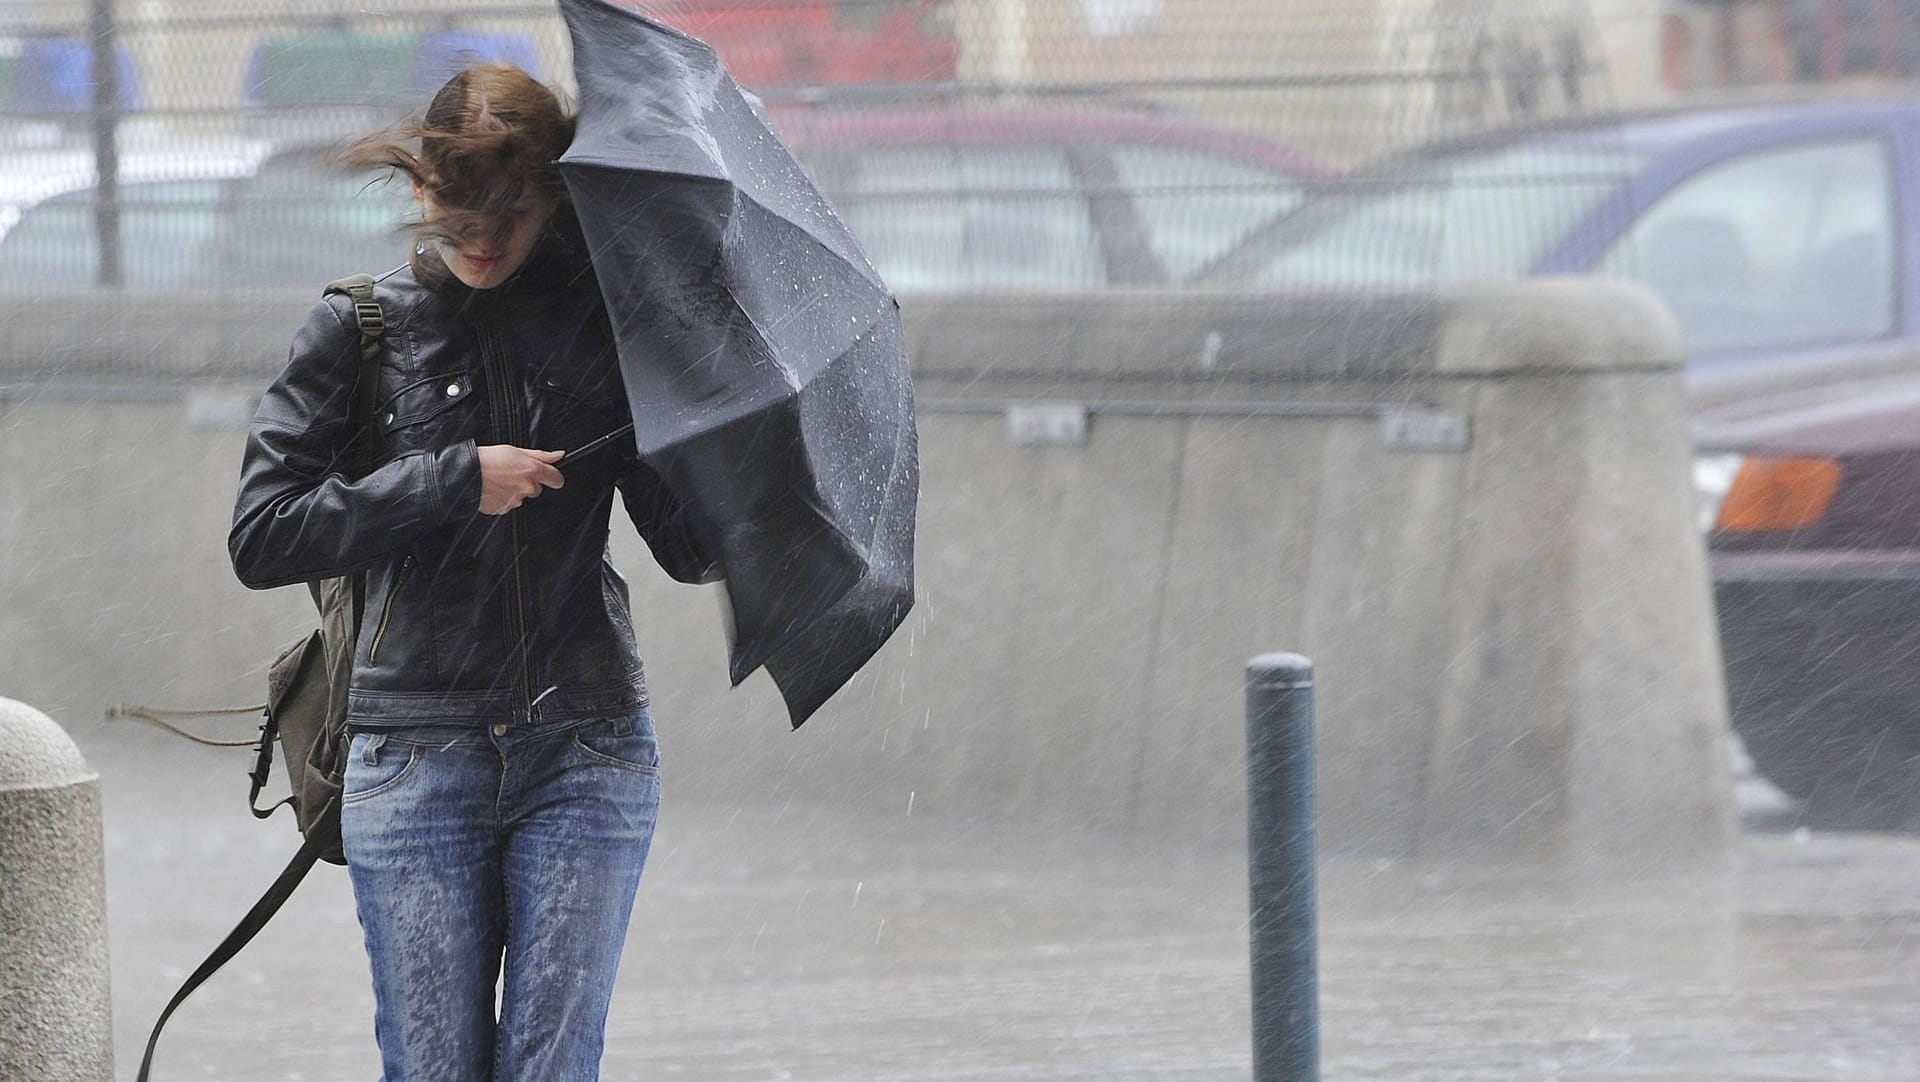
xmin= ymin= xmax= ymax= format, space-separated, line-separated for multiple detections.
xmin=532 ymin=367 xmax=631 ymax=468
xmin=368 ymin=554 xmax=415 ymax=665
xmin=534 ymin=365 xmax=628 ymax=420
xmin=379 ymin=371 xmax=476 ymax=433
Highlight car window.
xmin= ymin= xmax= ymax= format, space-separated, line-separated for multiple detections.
xmin=1199 ymin=143 xmax=1643 ymax=287
xmin=1104 ymin=144 xmax=1305 ymax=281
xmin=192 ymin=153 xmax=415 ymax=287
xmin=1596 ymin=138 xmax=1897 ymax=354
xmin=0 ymin=180 xmax=227 ymax=290
xmin=833 ymin=146 xmax=1104 ymax=291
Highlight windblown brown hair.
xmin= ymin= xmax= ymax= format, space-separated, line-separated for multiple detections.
xmin=341 ymin=63 xmax=581 ymax=285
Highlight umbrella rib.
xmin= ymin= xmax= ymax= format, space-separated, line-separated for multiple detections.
xmin=561 ymin=159 xmax=890 ymax=296
xmin=761 ymin=279 xmax=841 ymax=336
xmin=560 ymin=156 xmax=731 ymax=187
xmin=735 ymin=189 xmax=891 ymax=295
xmin=575 ymin=182 xmax=774 ymax=385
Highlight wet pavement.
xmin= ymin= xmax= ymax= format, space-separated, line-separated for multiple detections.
xmin=86 ymin=725 xmax=1920 ymax=1082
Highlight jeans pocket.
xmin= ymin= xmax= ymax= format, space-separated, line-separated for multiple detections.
xmin=569 ymin=714 xmax=661 ymax=776
xmin=342 ymin=732 xmax=421 ymax=803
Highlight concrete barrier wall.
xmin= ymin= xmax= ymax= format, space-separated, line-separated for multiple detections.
xmin=0 ymin=281 xmax=1733 ymax=862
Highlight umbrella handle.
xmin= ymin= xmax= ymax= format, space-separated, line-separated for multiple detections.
xmin=561 ymin=423 xmax=637 ymax=465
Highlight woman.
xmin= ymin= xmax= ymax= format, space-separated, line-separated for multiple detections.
xmin=228 ymin=63 xmax=715 ymax=1080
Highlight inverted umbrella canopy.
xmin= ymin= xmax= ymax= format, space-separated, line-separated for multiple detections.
xmin=555 ymin=0 xmax=919 ymax=727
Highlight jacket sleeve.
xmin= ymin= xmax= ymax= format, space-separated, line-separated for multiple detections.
xmin=228 ymin=296 xmax=483 ymax=590
xmin=616 ymin=456 xmax=722 ymax=585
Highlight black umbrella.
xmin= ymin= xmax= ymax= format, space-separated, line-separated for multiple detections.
xmin=555 ymin=0 xmax=919 ymax=727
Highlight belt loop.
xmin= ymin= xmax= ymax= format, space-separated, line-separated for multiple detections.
xmin=609 ymin=714 xmax=633 ymax=738
xmin=361 ymin=732 xmax=386 ymax=766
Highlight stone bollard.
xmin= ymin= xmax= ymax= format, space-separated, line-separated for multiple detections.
xmin=0 ymin=697 xmax=113 ymax=1081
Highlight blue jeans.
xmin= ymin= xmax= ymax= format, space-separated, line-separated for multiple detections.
xmin=339 ymin=710 xmax=661 ymax=1082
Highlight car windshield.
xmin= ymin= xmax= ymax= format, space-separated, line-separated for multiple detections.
xmin=189 ymin=151 xmax=415 ymax=287
xmin=1199 ymin=141 xmax=1647 ymax=287
xmin=0 ymin=179 xmax=230 ymax=289
xmin=0 ymin=151 xmax=410 ymax=291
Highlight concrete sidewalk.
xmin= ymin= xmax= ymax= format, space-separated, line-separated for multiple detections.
xmin=94 ymin=731 xmax=1920 ymax=1082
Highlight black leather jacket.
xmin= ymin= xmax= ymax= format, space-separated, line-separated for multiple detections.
xmin=229 ymin=226 xmax=716 ymax=728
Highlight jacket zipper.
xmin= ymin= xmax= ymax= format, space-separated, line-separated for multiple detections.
xmin=506 ymin=515 xmax=536 ymax=718
xmin=478 ymin=319 xmax=538 ymax=719
xmin=368 ymin=554 xmax=414 ymax=664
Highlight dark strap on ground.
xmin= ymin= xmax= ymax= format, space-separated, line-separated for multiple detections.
xmin=135 ymin=809 xmax=336 ymax=1082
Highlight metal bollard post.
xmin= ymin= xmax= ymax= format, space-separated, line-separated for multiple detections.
xmin=1246 ymin=654 xmax=1319 ymax=1082
xmin=0 ymin=697 xmax=114 ymax=1081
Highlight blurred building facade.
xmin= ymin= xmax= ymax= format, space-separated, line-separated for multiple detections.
xmin=954 ymin=0 xmax=1645 ymax=162
xmin=1664 ymin=0 xmax=1920 ymax=90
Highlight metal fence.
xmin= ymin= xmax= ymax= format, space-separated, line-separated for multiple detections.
xmin=0 ymin=1 xmax=1620 ymax=155
xmin=0 ymin=0 xmax=1646 ymax=298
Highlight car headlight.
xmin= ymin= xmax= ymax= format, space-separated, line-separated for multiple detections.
xmin=1693 ymin=454 xmax=1746 ymax=535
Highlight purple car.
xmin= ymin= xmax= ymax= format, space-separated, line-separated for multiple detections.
xmin=1201 ymin=97 xmax=1920 ymax=828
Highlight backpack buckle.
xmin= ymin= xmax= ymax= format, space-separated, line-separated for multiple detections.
xmin=353 ymin=299 xmax=385 ymax=339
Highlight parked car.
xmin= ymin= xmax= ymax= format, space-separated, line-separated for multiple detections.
xmin=0 ymin=105 xmax=1325 ymax=294
xmin=1199 ymin=95 xmax=1920 ymax=827
xmin=184 ymin=143 xmax=417 ymax=287
xmin=0 ymin=142 xmax=274 ymax=288
xmin=775 ymin=105 xmax=1327 ymax=290
xmin=1689 ymin=351 xmax=1920 ymax=830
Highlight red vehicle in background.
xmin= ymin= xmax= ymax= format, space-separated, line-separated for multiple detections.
xmin=627 ymin=0 xmax=958 ymax=87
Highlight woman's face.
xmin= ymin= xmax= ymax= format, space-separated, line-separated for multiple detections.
xmin=411 ymin=178 xmax=556 ymax=290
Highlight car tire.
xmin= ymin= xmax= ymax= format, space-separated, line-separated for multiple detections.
xmin=1718 ymin=574 xmax=1920 ymax=832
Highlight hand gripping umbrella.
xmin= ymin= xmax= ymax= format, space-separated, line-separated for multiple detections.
xmin=555 ymin=0 xmax=919 ymax=727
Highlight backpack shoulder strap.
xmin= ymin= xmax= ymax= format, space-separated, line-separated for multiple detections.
xmin=323 ymin=273 xmax=385 ymax=438
xmin=324 ymin=273 xmax=383 ymax=354
xmin=318 ymin=274 xmax=385 ymax=623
